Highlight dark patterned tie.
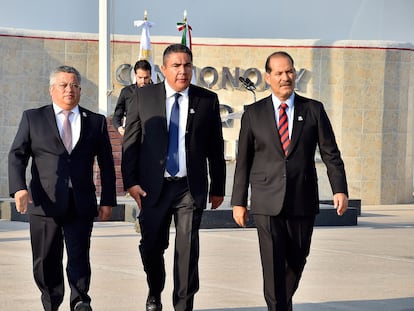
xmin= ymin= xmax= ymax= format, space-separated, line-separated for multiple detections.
xmin=278 ymin=103 xmax=290 ymax=156
xmin=166 ymin=93 xmax=181 ymax=176
xmin=62 ymin=110 xmax=72 ymax=153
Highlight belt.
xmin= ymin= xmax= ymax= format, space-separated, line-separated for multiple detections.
xmin=164 ymin=176 xmax=187 ymax=182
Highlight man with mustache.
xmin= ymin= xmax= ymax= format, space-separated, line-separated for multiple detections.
xmin=231 ymin=51 xmax=348 ymax=311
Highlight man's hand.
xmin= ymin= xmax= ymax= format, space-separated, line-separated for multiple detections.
xmin=233 ymin=205 xmax=248 ymax=227
xmin=98 ymin=206 xmax=112 ymax=221
xmin=209 ymin=196 xmax=224 ymax=209
xmin=14 ymin=189 xmax=31 ymax=214
xmin=127 ymin=185 xmax=147 ymax=209
xmin=333 ymin=193 xmax=348 ymax=216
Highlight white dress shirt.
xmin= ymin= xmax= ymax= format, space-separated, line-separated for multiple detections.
xmin=53 ymin=103 xmax=81 ymax=150
xmin=272 ymin=93 xmax=295 ymax=139
xmin=164 ymin=82 xmax=189 ymax=177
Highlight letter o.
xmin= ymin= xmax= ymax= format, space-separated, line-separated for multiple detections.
xmin=243 ymin=68 xmax=263 ymax=88
xmin=116 ymin=64 xmax=133 ymax=86
xmin=198 ymin=66 xmax=218 ymax=89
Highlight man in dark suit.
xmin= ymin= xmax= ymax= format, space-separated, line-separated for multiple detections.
xmin=112 ymin=59 xmax=152 ymax=136
xmin=121 ymin=44 xmax=226 ymax=311
xmin=8 ymin=65 xmax=117 ymax=311
xmin=231 ymin=51 xmax=348 ymax=311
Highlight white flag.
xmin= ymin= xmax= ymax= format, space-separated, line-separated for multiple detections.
xmin=134 ymin=19 xmax=157 ymax=83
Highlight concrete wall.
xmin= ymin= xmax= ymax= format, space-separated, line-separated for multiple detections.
xmin=1 ymin=28 xmax=414 ymax=204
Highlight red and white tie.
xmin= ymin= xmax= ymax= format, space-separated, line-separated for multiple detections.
xmin=278 ymin=103 xmax=290 ymax=156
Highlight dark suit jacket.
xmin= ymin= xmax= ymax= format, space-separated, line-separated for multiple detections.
xmin=112 ymin=84 xmax=138 ymax=130
xmin=231 ymin=93 xmax=348 ymax=216
xmin=8 ymin=104 xmax=117 ymax=217
xmin=121 ymin=82 xmax=226 ymax=209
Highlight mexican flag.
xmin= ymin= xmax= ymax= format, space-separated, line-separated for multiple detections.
xmin=177 ymin=14 xmax=196 ymax=84
xmin=177 ymin=21 xmax=192 ymax=50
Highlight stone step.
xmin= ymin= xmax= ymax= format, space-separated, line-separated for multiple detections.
xmin=320 ymin=199 xmax=361 ymax=215
xmin=1 ymin=201 xmax=358 ymax=228
xmin=200 ymin=204 xmax=358 ymax=229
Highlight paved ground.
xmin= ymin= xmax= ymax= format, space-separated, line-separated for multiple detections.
xmin=1 ymin=204 xmax=413 ymax=311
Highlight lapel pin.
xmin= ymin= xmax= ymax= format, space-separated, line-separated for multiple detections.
xmin=298 ymin=116 xmax=303 ymax=121
xmin=82 ymin=112 xmax=87 ymax=117
xmin=189 ymin=108 xmax=195 ymax=114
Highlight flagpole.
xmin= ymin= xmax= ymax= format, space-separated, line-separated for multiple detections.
xmin=98 ymin=0 xmax=111 ymax=115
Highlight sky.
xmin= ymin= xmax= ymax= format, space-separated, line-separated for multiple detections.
xmin=0 ymin=0 xmax=413 ymax=44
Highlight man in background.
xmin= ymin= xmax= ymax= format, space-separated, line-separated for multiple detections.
xmin=112 ymin=59 xmax=152 ymax=136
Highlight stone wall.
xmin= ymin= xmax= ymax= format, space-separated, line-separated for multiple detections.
xmin=1 ymin=28 xmax=414 ymax=204
xmin=93 ymin=117 xmax=125 ymax=196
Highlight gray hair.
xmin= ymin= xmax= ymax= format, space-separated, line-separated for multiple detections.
xmin=49 ymin=65 xmax=81 ymax=86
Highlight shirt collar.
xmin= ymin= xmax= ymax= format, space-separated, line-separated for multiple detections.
xmin=164 ymin=81 xmax=189 ymax=99
xmin=272 ymin=92 xmax=295 ymax=109
xmin=52 ymin=103 xmax=80 ymax=115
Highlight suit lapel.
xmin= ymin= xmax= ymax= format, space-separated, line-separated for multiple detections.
xmin=74 ymin=107 xmax=88 ymax=152
xmin=159 ymin=83 xmax=168 ymax=128
xmin=186 ymin=85 xmax=198 ymax=133
xmin=289 ymin=94 xmax=306 ymax=155
xmin=261 ymin=96 xmax=285 ymax=156
xmin=158 ymin=83 xmax=168 ymax=141
xmin=77 ymin=107 xmax=88 ymax=149
xmin=45 ymin=104 xmax=68 ymax=152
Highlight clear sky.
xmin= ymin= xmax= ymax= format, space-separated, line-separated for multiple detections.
xmin=1 ymin=0 xmax=413 ymax=43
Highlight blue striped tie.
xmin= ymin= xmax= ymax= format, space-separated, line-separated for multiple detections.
xmin=166 ymin=93 xmax=181 ymax=176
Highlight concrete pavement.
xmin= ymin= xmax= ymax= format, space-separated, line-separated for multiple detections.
xmin=0 ymin=204 xmax=413 ymax=311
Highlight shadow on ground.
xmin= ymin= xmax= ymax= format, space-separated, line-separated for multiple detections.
xmin=197 ymin=297 xmax=414 ymax=311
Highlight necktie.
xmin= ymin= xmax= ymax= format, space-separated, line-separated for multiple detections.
xmin=166 ymin=93 xmax=181 ymax=176
xmin=278 ymin=103 xmax=290 ymax=156
xmin=62 ymin=110 xmax=72 ymax=153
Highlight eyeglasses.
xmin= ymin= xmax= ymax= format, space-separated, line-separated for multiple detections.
xmin=55 ymin=83 xmax=80 ymax=90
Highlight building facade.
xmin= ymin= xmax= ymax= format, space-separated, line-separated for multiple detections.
xmin=1 ymin=28 xmax=414 ymax=204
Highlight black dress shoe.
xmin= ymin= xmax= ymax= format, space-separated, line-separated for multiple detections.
xmin=146 ymin=296 xmax=162 ymax=311
xmin=74 ymin=301 xmax=92 ymax=311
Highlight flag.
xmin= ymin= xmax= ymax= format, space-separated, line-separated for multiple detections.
xmin=177 ymin=21 xmax=192 ymax=50
xmin=177 ymin=11 xmax=196 ymax=84
xmin=134 ymin=14 xmax=157 ymax=83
